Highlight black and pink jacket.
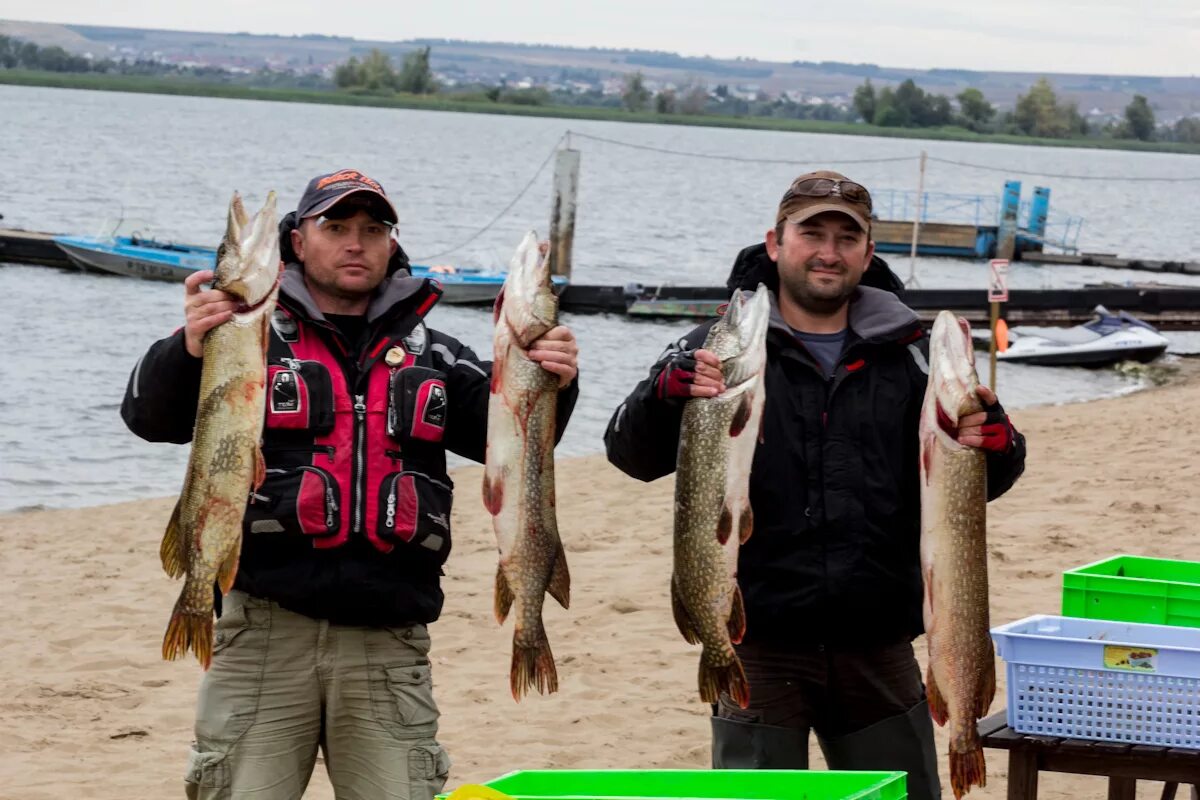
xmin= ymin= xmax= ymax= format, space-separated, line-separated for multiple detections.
xmin=121 ymin=265 xmax=578 ymax=626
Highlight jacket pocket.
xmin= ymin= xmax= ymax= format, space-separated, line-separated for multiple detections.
xmin=387 ymin=367 xmax=448 ymax=445
xmin=377 ymin=471 xmax=452 ymax=563
xmin=265 ymin=360 xmax=335 ymax=433
xmin=244 ymin=465 xmax=341 ymax=539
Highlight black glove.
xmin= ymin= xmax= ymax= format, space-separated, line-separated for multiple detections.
xmin=655 ymin=349 xmax=700 ymax=401
xmin=978 ymin=396 xmax=1017 ymax=454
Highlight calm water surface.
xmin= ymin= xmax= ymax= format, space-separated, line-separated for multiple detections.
xmin=2 ymin=85 xmax=1197 ymax=511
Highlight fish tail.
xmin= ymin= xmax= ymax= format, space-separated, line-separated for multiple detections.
xmin=699 ymin=651 xmax=749 ymax=708
xmin=162 ymin=590 xmax=215 ymax=670
xmin=949 ymin=745 xmax=987 ymax=799
xmin=510 ymin=624 xmax=558 ymax=701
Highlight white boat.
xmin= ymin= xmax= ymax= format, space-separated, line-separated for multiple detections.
xmin=996 ymin=306 xmax=1169 ymax=367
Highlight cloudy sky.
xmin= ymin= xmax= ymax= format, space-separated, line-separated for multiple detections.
xmin=1 ymin=0 xmax=1197 ymax=76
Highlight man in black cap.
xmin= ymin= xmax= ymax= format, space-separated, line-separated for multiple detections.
xmin=604 ymin=171 xmax=1025 ymax=799
xmin=122 ymin=169 xmax=579 ymax=799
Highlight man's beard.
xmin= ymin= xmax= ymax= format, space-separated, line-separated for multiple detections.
xmin=779 ymin=258 xmax=859 ymax=315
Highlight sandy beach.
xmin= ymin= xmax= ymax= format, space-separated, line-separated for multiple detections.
xmin=3 ymin=363 xmax=1199 ymax=800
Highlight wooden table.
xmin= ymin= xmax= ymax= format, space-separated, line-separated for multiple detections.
xmin=979 ymin=712 xmax=1200 ymax=799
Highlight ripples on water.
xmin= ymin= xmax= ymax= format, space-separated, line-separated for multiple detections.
xmin=2 ymin=85 xmax=1198 ymax=511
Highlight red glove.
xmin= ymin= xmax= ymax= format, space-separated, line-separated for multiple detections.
xmin=978 ymin=397 xmax=1017 ymax=454
xmin=655 ymin=349 xmax=699 ymax=401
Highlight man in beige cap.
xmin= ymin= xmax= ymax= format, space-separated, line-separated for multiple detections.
xmin=605 ymin=171 xmax=1026 ymax=800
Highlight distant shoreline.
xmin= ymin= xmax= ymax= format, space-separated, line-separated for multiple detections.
xmin=4 ymin=69 xmax=1199 ymax=156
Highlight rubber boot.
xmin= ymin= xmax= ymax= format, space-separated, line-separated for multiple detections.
xmin=710 ymin=716 xmax=809 ymax=769
xmin=817 ymin=701 xmax=941 ymax=800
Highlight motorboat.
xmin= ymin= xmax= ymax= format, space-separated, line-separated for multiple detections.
xmin=996 ymin=306 xmax=1169 ymax=367
xmin=52 ymin=234 xmax=565 ymax=304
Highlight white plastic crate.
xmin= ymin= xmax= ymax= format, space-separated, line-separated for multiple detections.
xmin=991 ymin=614 xmax=1200 ymax=748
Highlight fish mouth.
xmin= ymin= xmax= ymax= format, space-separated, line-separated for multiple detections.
xmin=233 ymin=275 xmax=281 ymax=314
xmin=935 ymin=400 xmax=958 ymax=436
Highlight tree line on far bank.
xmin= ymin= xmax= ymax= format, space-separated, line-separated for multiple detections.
xmin=850 ymin=77 xmax=1184 ymax=143
xmin=3 ymin=32 xmax=1197 ymax=146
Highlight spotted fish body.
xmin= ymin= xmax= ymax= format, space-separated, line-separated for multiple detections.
xmin=160 ymin=192 xmax=280 ymax=669
xmin=919 ymin=310 xmax=996 ymax=799
xmin=483 ymin=231 xmax=570 ymax=701
xmin=671 ymin=286 xmax=770 ymax=708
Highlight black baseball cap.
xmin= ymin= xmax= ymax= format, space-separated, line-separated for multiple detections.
xmin=296 ymin=169 xmax=398 ymax=224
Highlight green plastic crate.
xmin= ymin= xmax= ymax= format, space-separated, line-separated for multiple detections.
xmin=1062 ymin=554 xmax=1200 ymax=628
xmin=439 ymin=769 xmax=906 ymax=800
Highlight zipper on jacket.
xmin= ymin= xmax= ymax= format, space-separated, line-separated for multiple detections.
xmin=352 ymin=393 xmax=366 ymax=533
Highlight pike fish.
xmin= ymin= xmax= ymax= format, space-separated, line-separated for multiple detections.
xmin=671 ymin=286 xmax=770 ymax=708
xmin=160 ymin=191 xmax=281 ymax=669
xmin=919 ymin=310 xmax=996 ymax=799
xmin=483 ymin=230 xmax=570 ymax=701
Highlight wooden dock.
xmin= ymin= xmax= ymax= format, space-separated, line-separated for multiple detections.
xmin=1023 ymin=251 xmax=1200 ymax=275
xmin=589 ymin=285 xmax=1200 ymax=329
xmin=7 ymin=226 xmax=1200 ymax=328
xmin=0 ymin=228 xmax=72 ymax=269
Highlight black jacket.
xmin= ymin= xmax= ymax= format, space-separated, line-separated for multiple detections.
xmin=122 ymin=266 xmax=578 ymax=626
xmin=604 ymin=285 xmax=1025 ymax=647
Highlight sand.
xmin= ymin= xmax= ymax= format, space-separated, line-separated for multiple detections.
xmin=3 ymin=363 xmax=1199 ymax=800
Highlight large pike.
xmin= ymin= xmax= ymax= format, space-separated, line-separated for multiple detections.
xmin=483 ymin=230 xmax=570 ymax=701
xmin=919 ymin=310 xmax=996 ymax=799
xmin=160 ymin=192 xmax=281 ymax=669
xmin=671 ymin=286 xmax=770 ymax=708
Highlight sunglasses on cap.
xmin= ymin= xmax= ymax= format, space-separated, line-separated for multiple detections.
xmin=782 ymin=178 xmax=873 ymax=212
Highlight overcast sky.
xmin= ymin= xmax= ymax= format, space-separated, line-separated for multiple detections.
xmin=1 ymin=1 xmax=1197 ymax=76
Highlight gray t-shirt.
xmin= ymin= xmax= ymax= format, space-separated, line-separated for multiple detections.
xmin=792 ymin=328 xmax=848 ymax=377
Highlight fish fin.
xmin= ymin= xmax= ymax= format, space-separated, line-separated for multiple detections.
xmin=253 ymin=447 xmax=266 ymax=492
xmin=216 ymin=536 xmax=241 ymax=597
xmin=546 ymin=539 xmax=571 ymax=609
xmin=162 ymin=593 xmax=215 ymax=670
xmin=978 ymin=650 xmax=997 ymax=717
xmin=670 ymin=577 xmax=701 ymax=645
xmin=738 ymin=505 xmax=753 ymax=544
xmin=716 ymin=504 xmax=733 ymax=545
xmin=494 ymin=565 xmax=514 ymax=624
xmin=160 ymin=499 xmax=186 ymax=579
xmin=728 ymin=586 xmax=747 ymax=644
xmin=482 ymin=473 xmax=504 ymax=516
xmin=510 ymin=628 xmax=558 ymax=701
xmin=729 ymin=394 xmax=752 ymax=437
xmin=699 ymin=654 xmax=750 ymax=708
xmin=949 ymin=746 xmax=987 ymax=800
xmin=926 ymin=666 xmax=949 ymax=727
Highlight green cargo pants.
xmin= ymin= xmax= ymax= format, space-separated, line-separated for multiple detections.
xmin=184 ymin=591 xmax=450 ymax=800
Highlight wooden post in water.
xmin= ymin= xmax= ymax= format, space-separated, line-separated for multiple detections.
xmin=547 ymin=147 xmax=581 ymax=280
xmin=905 ymin=150 xmax=927 ymax=288
xmin=989 ymin=301 xmax=999 ymax=390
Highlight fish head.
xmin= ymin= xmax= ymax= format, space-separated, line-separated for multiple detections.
xmin=706 ymin=283 xmax=772 ymax=388
xmin=213 ymin=191 xmax=281 ymax=311
xmin=926 ymin=310 xmax=984 ymax=442
xmin=496 ymin=230 xmax=557 ymax=348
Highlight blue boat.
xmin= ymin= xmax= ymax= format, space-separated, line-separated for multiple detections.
xmin=52 ymin=235 xmax=566 ymax=304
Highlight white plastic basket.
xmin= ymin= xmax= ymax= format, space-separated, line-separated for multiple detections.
xmin=991 ymin=614 xmax=1200 ymax=748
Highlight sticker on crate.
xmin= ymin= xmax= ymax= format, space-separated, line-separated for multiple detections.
xmin=1103 ymin=645 xmax=1158 ymax=672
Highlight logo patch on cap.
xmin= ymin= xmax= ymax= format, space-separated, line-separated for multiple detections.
xmin=316 ymin=169 xmax=383 ymax=193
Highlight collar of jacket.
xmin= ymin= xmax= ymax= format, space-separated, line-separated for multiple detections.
xmin=278 ymin=262 xmax=440 ymax=324
xmin=765 ymin=285 xmax=922 ymax=346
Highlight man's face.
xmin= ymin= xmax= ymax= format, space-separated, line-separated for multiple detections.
xmin=765 ymin=211 xmax=875 ymax=315
xmin=291 ymin=204 xmax=397 ymax=303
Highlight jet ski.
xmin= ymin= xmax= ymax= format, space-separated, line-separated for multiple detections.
xmin=996 ymin=306 xmax=1169 ymax=367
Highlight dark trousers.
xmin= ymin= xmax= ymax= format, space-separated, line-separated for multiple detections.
xmin=716 ymin=638 xmax=926 ymax=738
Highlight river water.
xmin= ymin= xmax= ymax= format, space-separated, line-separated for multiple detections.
xmin=2 ymin=84 xmax=1198 ymax=511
